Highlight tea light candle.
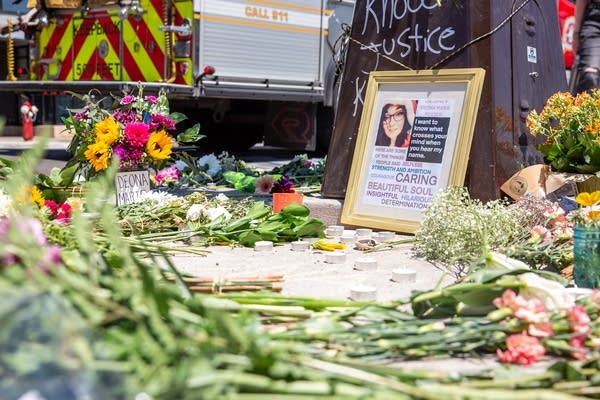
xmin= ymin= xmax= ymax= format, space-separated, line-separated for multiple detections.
xmin=326 ymin=225 xmax=344 ymax=237
xmin=340 ymin=234 xmax=356 ymax=245
xmin=356 ymin=228 xmax=373 ymax=238
xmin=377 ymin=231 xmax=395 ymax=242
xmin=254 ymin=240 xmax=273 ymax=252
xmin=354 ymin=257 xmax=378 ymax=271
xmin=291 ymin=241 xmax=310 ymax=251
xmin=325 ymin=251 xmax=346 ymax=264
xmin=391 ymin=268 xmax=417 ymax=283
xmin=350 ymin=285 xmax=377 ymax=301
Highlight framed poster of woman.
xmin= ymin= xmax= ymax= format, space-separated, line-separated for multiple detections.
xmin=340 ymin=68 xmax=485 ymax=233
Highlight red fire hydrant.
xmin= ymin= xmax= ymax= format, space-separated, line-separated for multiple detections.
xmin=20 ymin=100 xmax=38 ymax=141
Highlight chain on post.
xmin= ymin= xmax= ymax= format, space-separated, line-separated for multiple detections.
xmin=6 ymin=18 xmax=17 ymax=81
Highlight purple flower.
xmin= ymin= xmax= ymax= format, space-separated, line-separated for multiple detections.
xmin=150 ymin=114 xmax=176 ymax=131
xmin=113 ymin=144 xmax=126 ymax=161
xmin=113 ymin=110 xmax=139 ymax=125
xmin=304 ymin=160 xmax=313 ymax=168
xmin=144 ymin=95 xmax=158 ymax=104
xmin=120 ymin=95 xmax=135 ymax=105
xmin=272 ymin=175 xmax=295 ymax=193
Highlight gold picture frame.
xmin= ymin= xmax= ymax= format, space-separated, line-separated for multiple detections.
xmin=340 ymin=68 xmax=486 ymax=233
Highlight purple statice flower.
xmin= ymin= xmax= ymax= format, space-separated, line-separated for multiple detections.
xmin=113 ymin=144 xmax=127 ymax=163
xmin=271 ymin=175 xmax=295 ymax=193
xmin=124 ymin=122 xmax=150 ymax=148
xmin=120 ymin=146 xmax=145 ymax=169
xmin=73 ymin=106 xmax=89 ymax=121
xmin=304 ymin=159 xmax=313 ymax=168
xmin=153 ymin=165 xmax=180 ymax=185
xmin=113 ymin=109 xmax=140 ymax=125
xmin=150 ymin=114 xmax=176 ymax=131
xmin=120 ymin=95 xmax=135 ymax=105
xmin=144 ymin=95 xmax=158 ymax=104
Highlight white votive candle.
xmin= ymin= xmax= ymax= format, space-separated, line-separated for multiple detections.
xmin=377 ymin=231 xmax=395 ymax=242
xmin=340 ymin=234 xmax=356 ymax=245
xmin=326 ymin=225 xmax=344 ymax=237
xmin=291 ymin=241 xmax=310 ymax=251
xmin=356 ymin=228 xmax=373 ymax=238
xmin=350 ymin=285 xmax=377 ymax=301
xmin=325 ymin=251 xmax=346 ymax=264
xmin=391 ymin=268 xmax=417 ymax=283
xmin=354 ymin=257 xmax=378 ymax=271
xmin=254 ymin=240 xmax=274 ymax=252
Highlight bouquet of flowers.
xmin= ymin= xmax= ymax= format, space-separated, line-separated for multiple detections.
xmin=527 ymin=90 xmax=600 ymax=173
xmin=62 ymin=85 xmax=199 ymax=181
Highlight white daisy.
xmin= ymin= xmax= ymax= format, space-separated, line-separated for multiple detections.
xmin=197 ymin=153 xmax=222 ymax=177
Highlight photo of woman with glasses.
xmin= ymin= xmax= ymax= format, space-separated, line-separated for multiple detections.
xmin=375 ymin=102 xmax=414 ymax=148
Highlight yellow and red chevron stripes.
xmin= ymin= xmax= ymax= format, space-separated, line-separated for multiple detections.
xmin=35 ymin=0 xmax=192 ymax=83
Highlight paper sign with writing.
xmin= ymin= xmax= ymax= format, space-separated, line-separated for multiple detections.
xmin=341 ymin=69 xmax=485 ymax=233
xmin=115 ymin=170 xmax=151 ymax=206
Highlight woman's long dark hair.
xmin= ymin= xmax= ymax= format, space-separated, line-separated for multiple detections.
xmin=375 ymin=104 xmax=412 ymax=147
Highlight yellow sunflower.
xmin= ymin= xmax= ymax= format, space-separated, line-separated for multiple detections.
xmin=576 ymin=190 xmax=600 ymax=207
xmin=84 ymin=141 xmax=111 ymax=171
xmin=94 ymin=117 xmax=120 ymax=145
xmin=146 ymin=130 xmax=173 ymax=160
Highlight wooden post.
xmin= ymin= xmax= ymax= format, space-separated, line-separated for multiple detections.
xmin=322 ymin=0 xmax=567 ymax=201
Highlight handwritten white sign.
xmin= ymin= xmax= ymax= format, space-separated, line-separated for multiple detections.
xmin=115 ymin=170 xmax=151 ymax=206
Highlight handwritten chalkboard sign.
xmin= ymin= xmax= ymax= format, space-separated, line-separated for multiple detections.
xmin=340 ymin=69 xmax=485 ymax=233
xmin=323 ymin=0 xmax=568 ymax=200
xmin=115 ymin=170 xmax=151 ymax=206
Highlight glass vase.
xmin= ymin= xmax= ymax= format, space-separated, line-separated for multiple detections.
xmin=573 ymin=226 xmax=600 ymax=288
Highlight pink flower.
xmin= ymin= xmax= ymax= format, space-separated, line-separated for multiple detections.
xmin=124 ymin=122 xmax=150 ymax=147
xmin=153 ymin=166 xmax=180 ymax=185
xmin=530 ymin=225 xmax=552 ymax=243
xmin=528 ymin=322 xmax=554 ymax=338
xmin=255 ymin=175 xmax=275 ymax=194
xmin=567 ymin=305 xmax=592 ymax=337
xmin=120 ymin=95 xmax=135 ymax=105
xmin=144 ymin=95 xmax=158 ymax=104
xmin=570 ymin=336 xmax=587 ymax=360
xmin=44 ymin=200 xmax=72 ymax=224
xmin=497 ymin=333 xmax=546 ymax=365
xmin=493 ymin=289 xmax=549 ymax=324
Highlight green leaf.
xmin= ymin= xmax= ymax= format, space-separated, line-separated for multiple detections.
xmin=239 ymin=230 xmax=263 ymax=246
xmin=59 ymin=164 xmax=79 ymax=186
xmin=223 ymin=171 xmax=245 ymax=185
xmin=177 ymin=123 xmax=203 ymax=143
xmin=169 ymin=111 xmax=188 ymax=124
xmin=293 ymin=219 xmax=325 ymax=237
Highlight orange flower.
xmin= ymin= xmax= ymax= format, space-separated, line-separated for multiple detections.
xmin=587 ymin=210 xmax=600 ymax=221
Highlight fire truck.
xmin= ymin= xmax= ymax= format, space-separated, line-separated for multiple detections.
xmin=558 ymin=0 xmax=575 ymax=70
xmin=0 ymin=0 xmax=353 ymax=151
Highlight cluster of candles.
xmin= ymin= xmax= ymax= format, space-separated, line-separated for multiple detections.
xmin=253 ymin=224 xmax=418 ymax=301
